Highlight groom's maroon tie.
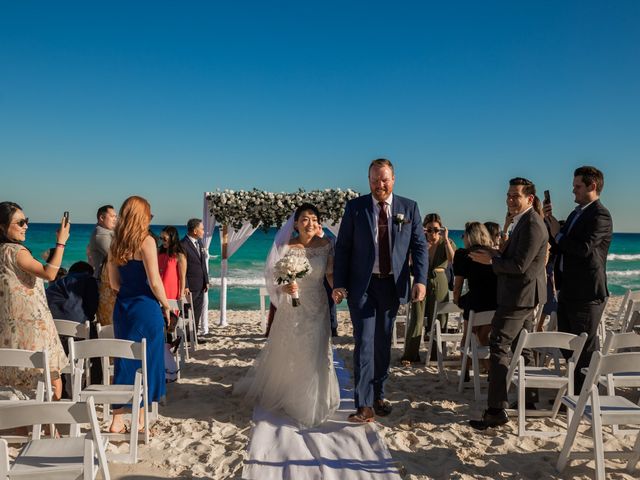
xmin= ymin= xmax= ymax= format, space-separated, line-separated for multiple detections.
xmin=378 ymin=201 xmax=391 ymax=275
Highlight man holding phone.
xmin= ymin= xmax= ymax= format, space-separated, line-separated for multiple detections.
xmin=543 ymin=166 xmax=612 ymax=393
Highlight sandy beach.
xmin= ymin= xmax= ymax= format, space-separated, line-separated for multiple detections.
xmin=101 ymin=296 xmax=637 ymax=479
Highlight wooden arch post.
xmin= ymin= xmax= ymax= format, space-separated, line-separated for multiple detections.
xmin=219 ymin=225 xmax=229 ymax=326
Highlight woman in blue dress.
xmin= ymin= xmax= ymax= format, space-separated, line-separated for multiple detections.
xmin=107 ymin=196 xmax=170 ymax=434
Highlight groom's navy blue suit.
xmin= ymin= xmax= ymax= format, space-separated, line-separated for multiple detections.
xmin=334 ymin=194 xmax=428 ymax=408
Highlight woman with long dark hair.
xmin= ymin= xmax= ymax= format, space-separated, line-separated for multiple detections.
xmin=0 ymin=201 xmax=70 ymax=399
xmin=401 ymin=212 xmax=456 ymax=364
xmin=158 ymin=226 xmax=187 ymax=301
xmin=107 ymin=196 xmax=170 ymax=433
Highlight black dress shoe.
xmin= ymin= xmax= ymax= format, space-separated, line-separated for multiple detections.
xmin=469 ymin=409 xmax=509 ymax=430
xmin=373 ymin=399 xmax=392 ymax=417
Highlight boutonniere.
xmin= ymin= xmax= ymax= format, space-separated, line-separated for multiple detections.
xmin=393 ymin=213 xmax=410 ymax=232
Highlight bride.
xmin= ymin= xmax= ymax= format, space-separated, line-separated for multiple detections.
xmin=235 ymin=203 xmax=340 ymax=427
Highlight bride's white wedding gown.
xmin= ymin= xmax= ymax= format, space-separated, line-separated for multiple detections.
xmin=236 ymin=243 xmax=340 ymax=428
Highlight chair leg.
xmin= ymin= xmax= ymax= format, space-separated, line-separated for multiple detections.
xmin=626 ymin=429 xmax=640 ymax=472
xmin=471 ymin=340 xmax=481 ymax=401
xmin=435 ymin=321 xmax=444 ymax=375
xmin=556 ymin=406 xmax=582 ymax=472
xmin=84 ymin=439 xmax=94 ymax=480
xmin=550 ymin=386 xmax=566 ymax=420
xmin=458 ymin=343 xmax=470 ymax=393
xmin=425 ymin=320 xmax=436 ymax=367
xmin=590 ymin=402 xmax=606 ymax=480
xmin=392 ymin=322 xmax=398 ymax=348
xmin=1 ymin=439 xmax=9 ymax=479
xmin=518 ymin=375 xmax=526 ymax=437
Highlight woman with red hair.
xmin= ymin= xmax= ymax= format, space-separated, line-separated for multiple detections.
xmin=107 ymin=196 xmax=170 ymax=434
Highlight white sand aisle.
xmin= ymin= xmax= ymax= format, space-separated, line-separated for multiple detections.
xmin=242 ymin=349 xmax=401 ymax=480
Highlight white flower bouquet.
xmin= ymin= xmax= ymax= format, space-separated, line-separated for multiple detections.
xmin=274 ymin=252 xmax=312 ymax=307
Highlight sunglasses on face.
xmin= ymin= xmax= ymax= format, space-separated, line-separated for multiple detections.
xmin=424 ymin=228 xmax=441 ymax=234
xmin=13 ymin=218 xmax=29 ymax=227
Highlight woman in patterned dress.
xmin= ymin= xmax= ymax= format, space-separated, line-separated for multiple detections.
xmin=0 ymin=202 xmax=70 ymax=400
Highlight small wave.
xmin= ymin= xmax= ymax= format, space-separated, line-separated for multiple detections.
xmin=608 ymin=254 xmax=640 ymax=261
xmin=208 ymin=276 xmax=265 ymax=287
xmin=608 ymin=270 xmax=640 ymax=278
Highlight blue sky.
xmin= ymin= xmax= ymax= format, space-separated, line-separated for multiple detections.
xmin=2 ymin=1 xmax=639 ymax=231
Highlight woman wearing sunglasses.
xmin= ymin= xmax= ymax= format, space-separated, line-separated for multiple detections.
xmin=0 ymin=201 xmax=71 ymax=400
xmin=401 ymin=212 xmax=456 ymax=365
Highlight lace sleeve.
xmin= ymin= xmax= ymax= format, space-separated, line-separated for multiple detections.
xmin=325 ymin=243 xmax=334 ymax=276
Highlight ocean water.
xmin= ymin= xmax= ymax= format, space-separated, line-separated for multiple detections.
xmin=22 ymin=224 xmax=640 ymax=310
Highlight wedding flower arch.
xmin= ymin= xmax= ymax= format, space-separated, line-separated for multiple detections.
xmin=202 ymin=188 xmax=359 ymax=326
xmin=205 ymin=188 xmax=360 ymax=231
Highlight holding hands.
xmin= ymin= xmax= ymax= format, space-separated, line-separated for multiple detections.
xmin=332 ymin=288 xmax=347 ymax=304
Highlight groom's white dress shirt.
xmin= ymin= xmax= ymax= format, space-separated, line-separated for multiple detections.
xmin=372 ymin=193 xmax=393 ymax=275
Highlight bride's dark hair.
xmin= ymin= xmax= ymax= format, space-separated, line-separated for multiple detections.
xmin=294 ymin=203 xmax=321 ymax=222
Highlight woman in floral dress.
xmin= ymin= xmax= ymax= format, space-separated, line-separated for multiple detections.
xmin=0 ymin=201 xmax=69 ymax=399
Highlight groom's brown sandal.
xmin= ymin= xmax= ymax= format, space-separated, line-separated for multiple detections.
xmin=348 ymin=407 xmax=375 ymax=423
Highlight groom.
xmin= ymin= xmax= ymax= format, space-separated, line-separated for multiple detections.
xmin=333 ymin=158 xmax=428 ymax=423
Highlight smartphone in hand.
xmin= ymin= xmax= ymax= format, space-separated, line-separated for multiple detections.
xmin=543 ymin=190 xmax=551 ymax=205
xmin=63 ymin=211 xmax=70 ymax=227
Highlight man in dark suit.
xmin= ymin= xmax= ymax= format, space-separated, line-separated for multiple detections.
xmin=181 ymin=218 xmax=209 ymax=335
xmin=333 ymin=158 xmax=428 ymax=423
xmin=469 ymin=177 xmax=548 ymax=430
xmin=543 ymin=166 xmax=613 ymax=393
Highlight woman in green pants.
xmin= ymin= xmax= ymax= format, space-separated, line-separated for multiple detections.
xmin=401 ymin=213 xmax=456 ymax=364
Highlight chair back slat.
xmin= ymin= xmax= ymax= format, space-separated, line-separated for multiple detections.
xmin=96 ymin=324 xmax=114 ymax=339
xmin=521 ymin=331 xmax=587 ymax=352
xmin=596 ymin=351 xmax=640 ymax=377
xmin=468 ymin=310 xmax=494 ymax=328
xmin=603 ymin=331 xmax=640 ymax=353
xmin=0 ymin=349 xmax=48 ymax=370
xmin=0 ymin=401 xmax=89 ymax=430
xmin=70 ymin=338 xmax=144 ymax=362
xmin=53 ymin=319 xmax=90 ymax=339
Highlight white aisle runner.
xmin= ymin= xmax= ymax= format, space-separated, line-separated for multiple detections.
xmin=242 ymin=349 xmax=401 ymax=480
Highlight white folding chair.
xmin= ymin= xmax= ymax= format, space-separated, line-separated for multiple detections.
xmin=53 ymin=319 xmax=91 ymax=341
xmin=621 ymin=299 xmax=640 ymax=334
xmin=54 ymin=319 xmax=91 ymax=392
xmin=168 ymin=299 xmax=186 ymax=378
xmin=612 ymin=290 xmax=640 ymax=332
xmin=599 ymin=331 xmax=640 ymax=435
xmin=458 ymin=310 xmax=495 ymax=400
xmin=557 ymin=351 xmax=640 ymax=480
xmin=0 ymin=397 xmax=110 ymax=480
xmin=0 ymin=349 xmax=53 ymax=444
xmin=424 ymin=298 xmax=464 ymax=375
xmin=391 ymin=304 xmax=410 ymax=348
xmin=69 ymin=338 xmax=149 ymax=463
xmin=181 ymin=292 xmax=199 ymax=353
xmin=96 ymin=323 xmax=114 ymax=339
xmin=259 ymin=287 xmax=269 ymax=334
xmin=594 ymin=296 xmax=610 ymax=350
xmin=505 ymin=330 xmax=587 ymax=437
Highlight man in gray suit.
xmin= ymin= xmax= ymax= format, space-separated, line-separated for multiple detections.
xmin=468 ymin=177 xmax=548 ymax=430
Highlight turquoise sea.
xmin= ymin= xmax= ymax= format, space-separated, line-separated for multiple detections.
xmin=24 ymin=223 xmax=640 ymax=310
